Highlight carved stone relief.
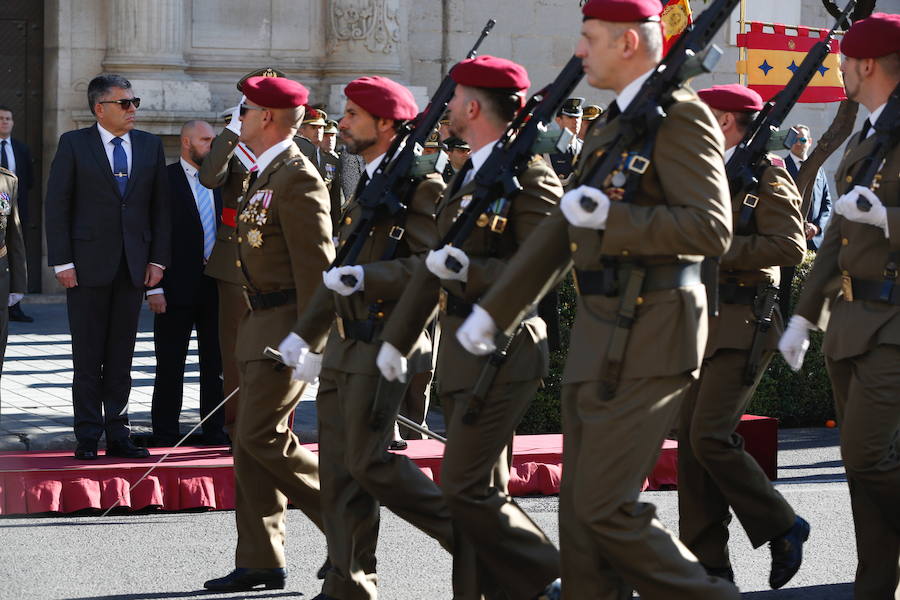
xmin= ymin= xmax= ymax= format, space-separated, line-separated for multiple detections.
xmin=329 ymin=0 xmax=401 ymax=55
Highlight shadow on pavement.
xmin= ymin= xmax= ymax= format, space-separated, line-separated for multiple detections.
xmin=63 ymin=592 xmax=304 ymax=600
xmin=778 ymin=427 xmax=841 ymax=451
xmin=741 ymin=582 xmax=853 ymax=599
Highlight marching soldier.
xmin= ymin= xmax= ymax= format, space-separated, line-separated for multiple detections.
xmin=376 ymin=55 xmax=563 ymax=599
xmin=199 ymin=67 xmax=282 ymax=436
xmin=278 ymin=76 xmax=466 ymax=600
xmin=779 ymin=13 xmax=900 ymax=598
xmin=455 ymin=0 xmax=740 ymax=597
xmin=0 ymin=166 xmax=26 ymax=376
xmin=203 ymin=76 xmax=333 ymax=592
xmin=680 ymin=84 xmax=808 ymax=587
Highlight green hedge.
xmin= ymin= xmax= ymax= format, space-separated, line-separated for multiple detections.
xmin=518 ymin=254 xmax=834 ymax=434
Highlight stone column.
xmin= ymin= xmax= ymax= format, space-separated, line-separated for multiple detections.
xmin=103 ymin=0 xmax=187 ymax=76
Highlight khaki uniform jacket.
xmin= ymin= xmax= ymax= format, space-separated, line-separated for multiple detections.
xmin=0 ymin=168 xmax=27 ymax=293
xmin=293 ymin=172 xmax=444 ymax=375
xmin=795 ymin=129 xmax=900 ymax=361
xmin=234 ymin=143 xmax=335 ymax=362
xmin=200 ymin=128 xmax=250 ymax=286
xmin=381 ymin=155 xmax=562 ymax=394
xmin=707 ymin=159 xmax=805 ymax=357
xmin=479 ymin=87 xmax=732 ymax=384
xmin=320 ymin=150 xmax=345 ymax=230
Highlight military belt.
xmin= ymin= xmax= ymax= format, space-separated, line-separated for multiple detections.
xmin=336 ymin=318 xmax=383 ymax=343
xmin=243 ymin=288 xmax=296 ymax=311
xmin=718 ymin=283 xmax=758 ymax=306
xmin=847 ymin=277 xmax=900 ymax=306
xmin=575 ymin=262 xmax=702 ymax=297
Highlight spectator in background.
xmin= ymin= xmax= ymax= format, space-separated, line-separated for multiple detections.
xmin=578 ymin=103 xmax=604 ymax=141
xmin=0 ymin=106 xmax=34 ymax=323
xmin=779 ymin=124 xmax=831 ymax=317
xmin=319 ymin=119 xmax=344 ymax=229
xmin=45 ymin=74 xmax=170 ymax=460
xmin=148 ymin=120 xmax=227 ymax=447
xmin=546 ymin=97 xmax=584 ymax=185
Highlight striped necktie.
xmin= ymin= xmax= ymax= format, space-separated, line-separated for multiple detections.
xmin=194 ymin=174 xmax=216 ymax=260
xmin=112 ymin=137 xmax=128 ymax=195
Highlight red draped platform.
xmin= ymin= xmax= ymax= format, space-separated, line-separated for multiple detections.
xmin=0 ymin=415 xmax=776 ymax=516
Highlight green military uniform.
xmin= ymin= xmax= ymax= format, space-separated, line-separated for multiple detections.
xmin=293 ymin=170 xmax=463 ymax=599
xmin=678 ymin=156 xmax=806 ymax=570
xmin=794 ymin=128 xmax=900 ymax=598
xmin=381 ymin=154 xmax=563 ymax=598
xmin=476 ymin=87 xmax=740 ymax=598
xmin=198 ymin=127 xmax=250 ymax=429
xmin=320 ymin=148 xmax=345 ymax=230
xmin=231 ymin=141 xmax=334 ymax=568
xmin=0 ymin=167 xmax=27 ymax=371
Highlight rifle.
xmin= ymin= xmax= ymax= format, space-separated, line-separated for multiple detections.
xmin=578 ymin=0 xmax=739 ymax=212
xmin=727 ymin=1 xmax=855 ymax=231
xmin=853 ymin=80 xmax=900 ymax=211
xmin=743 ymin=286 xmax=779 ymax=386
xmin=336 ymin=19 xmax=496 ymax=289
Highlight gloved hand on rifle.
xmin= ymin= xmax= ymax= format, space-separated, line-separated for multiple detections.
xmin=834 ymin=186 xmax=889 ymax=236
xmin=426 ymin=246 xmax=469 ymax=281
xmin=323 ymin=265 xmax=364 ymax=296
xmin=278 ymin=332 xmax=323 ymax=384
xmin=778 ymin=315 xmax=813 ymax=371
xmin=456 ymin=305 xmax=498 ymax=355
xmin=560 ymin=185 xmax=610 ymax=230
xmin=377 ymin=342 xmax=408 ymax=383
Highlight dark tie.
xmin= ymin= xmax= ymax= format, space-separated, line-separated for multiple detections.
xmin=111 ymin=137 xmax=128 ymax=195
xmin=354 ymin=172 xmax=369 ymax=199
xmin=451 ymin=159 xmax=474 ymax=196
xmin=0 ymin=140 xmax=8 ymax=170
xmin=860 ymin=118 xmax=872 ymax=141
xmin=248 ymin=169 xmax=258 ymax=189
xmin=605 ymin=102 xmax=621 ymax=122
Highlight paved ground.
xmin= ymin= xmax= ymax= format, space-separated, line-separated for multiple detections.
xmin=0 ymin=298 xmax=443 ymax=451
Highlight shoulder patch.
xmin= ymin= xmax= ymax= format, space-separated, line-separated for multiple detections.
xmin=767 ymin=154 xmax=786 ymax=168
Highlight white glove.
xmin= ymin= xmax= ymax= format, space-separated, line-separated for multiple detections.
xmin=559 ymin=185 xmax=610 ymax=230
xmin=834 ymin=186 xmax=888 ymax=236
xmin=377 ymin=342 xmax=408 ymax=383
xmin=226 ymin=95 xmax=246 ymax=136
xmin=425 ymin=246 xmax=469 ymax=281
xmin=323 ymin=265 xmax=364 ymax=296
xmin=8 ymin=293 xmax=23 ymax=307
xmin=277 ymin=332 xmax=309 ymax=367
xmin=778 ymin=315 xmax=813 ymax=372
xmin=292 ymin=351 xmax=323 ymax=384
xmin=456 ymin=304 xmax=498 ymax=356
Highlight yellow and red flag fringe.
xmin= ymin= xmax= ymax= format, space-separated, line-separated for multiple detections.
xmin=661 ymin=0 xmax=692 ymax=56
xmin=736 ymin=22 xmax=845 ymax=103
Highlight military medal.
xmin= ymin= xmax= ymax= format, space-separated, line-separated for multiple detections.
xmin=611 ymin=171 xmax=627 ymax=188
xmin=476 ymin=213 xmax=490 ymax=227
xmin=460 ymin=194 xmax=473 ymax=208
xmin=247 ymin=228 xmax=264 ymax=248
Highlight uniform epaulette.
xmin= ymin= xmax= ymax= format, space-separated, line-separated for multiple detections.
xmin=767 ymin=154 xmax=786 ymax=168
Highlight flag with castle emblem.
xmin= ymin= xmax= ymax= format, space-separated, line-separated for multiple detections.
xmin=661 ymin=0 xmax=692 ymax=56
xmin=736 ymin=22 xmax=845 ymax=103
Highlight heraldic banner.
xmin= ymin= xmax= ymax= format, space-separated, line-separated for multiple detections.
xmin=737 ymin=22 xmax=846 ymax=103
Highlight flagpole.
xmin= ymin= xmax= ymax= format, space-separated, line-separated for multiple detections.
xmin=739 ymin=0 xmax=746 ymax=86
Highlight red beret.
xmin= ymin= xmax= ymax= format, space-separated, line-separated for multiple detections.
xmin=582 ymin=0 xmax=661 ymax=22
xmin=698 ymin=84 xmax=764 ymax=113
xmin=242 ymin=76 xmax=309 ymax=109
xmin=344 ymin=76 xmax=418 ymax=121
xmin=451 ymin=55 xmax=530 ymax=94
xmin=841 ymin=13 xmax=900 ymax=59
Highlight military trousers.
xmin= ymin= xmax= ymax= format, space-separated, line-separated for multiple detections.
xmin=216 ymin=280 xmax=243 ymax=431
xmin=559 ymin=376 xmax=741 ymax=600
xmin=827 ymin=344 xmax=900 ymax=599
xmin=440 ymin=379 xmax=561 ymax=600
xmin=316 ymin=367 xmax=475 ymax=600
xmin=678 ymin=348 xmax=796 ymax=568
xmin=233 ymin=358 xmax=323 ymax=568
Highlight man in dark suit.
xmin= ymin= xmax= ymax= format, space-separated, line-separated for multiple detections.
xmin=148 ymin=120 xmax=226 ymax=447
xmin=779 ymin=124 xmax=832 ymax=316
xmin=0 ymin=106 xmax=34 ymax=323
xmin=45 ymin=74 xmax=171 ymax=460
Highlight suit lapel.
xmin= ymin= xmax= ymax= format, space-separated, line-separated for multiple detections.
xmin=177 ymin=166 xmax=202 ymax=223
xmin=87 ymin=124 xmax=120 ymax=195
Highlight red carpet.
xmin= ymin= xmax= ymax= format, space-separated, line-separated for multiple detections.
xmin=0 ymin=415 xmax=776 ymax=515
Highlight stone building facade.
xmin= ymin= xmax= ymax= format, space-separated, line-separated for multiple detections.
xmin=6 ymin=0 xmax=898 ymax=290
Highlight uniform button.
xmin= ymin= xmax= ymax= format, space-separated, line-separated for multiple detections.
xmin=842 ymin=269 xmax=849 ymax=276
xmin=841 ymin=237 xmax=849 ymax=246
xmin=845 ymin=175 xmax=853 ymax=183
xmin=237 ymin=236 xmax=243 ymax=243
xmin=376 ymin=311 xmax=385 ymax=318
xmin=621 ymin=249 xmax=629 ymax=256
xmin=236 ymin=260 xmax=242 ymax=268
xmin=635 ymin=296 xmax=644 ymax=305
xmin=570 ymin=242 xmax=578 ymax=252
xmin=345 ymin=217 xmax=353 ymax=225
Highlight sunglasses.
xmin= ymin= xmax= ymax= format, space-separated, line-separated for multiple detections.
xmin=797 ymin=137 xmax=809 ymax=143
xmin=99 ymin=98 xmax=141 ymax=109
xmin=240 ymin=104 xmax=268 ymax=117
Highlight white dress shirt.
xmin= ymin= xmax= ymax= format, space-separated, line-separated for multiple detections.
xmin=461 ymin=138 xmax=500 ymax=187
xmin=255 ymin=139 xmax=294 ymax=175
xmin=863 ymin=102 xmax=886 ymax=139
xmin=613 ymin=69 xmax=655 ymax=114
xmin=0 ymin=135 xmax=16 ymax=174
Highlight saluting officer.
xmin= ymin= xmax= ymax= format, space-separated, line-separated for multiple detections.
xmin=203 ymin=76 xmax=334 ymax=593
xmin=779 ymin=13 xmax=900 ymax=598
xmin=680 ymin=84 xmax=808 ymax=588
xmin=199 ymin=67 xmax=283 ymax=435
xmin=0 ymin=166 xmax=26 ymax=375
xmin=377 ymin=55 xmax=563 ymax=600
xmin=278 ymin=77 xmax=467 ymax=600
xmin=455 ymin=0 xmax=739 ymax=597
